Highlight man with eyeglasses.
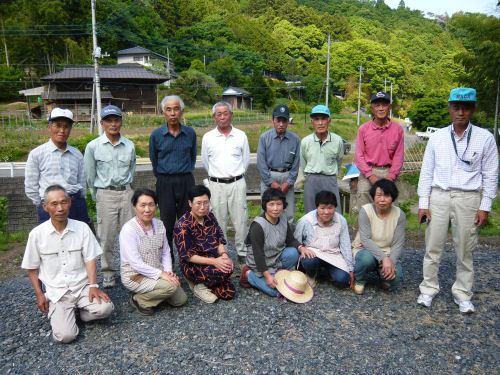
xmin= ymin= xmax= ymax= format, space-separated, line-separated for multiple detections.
xmin=174 ymin=185 xmax=235 ymax=303
xmin=84 ymin=105 xmax=136 ymax=288
xmin=417 ymin=88 xmax=498 ymax=314
xmin=354 ymin=92 xmax=404 ymax=211
xmin=25 ymin=107 xmax=92 ymax=228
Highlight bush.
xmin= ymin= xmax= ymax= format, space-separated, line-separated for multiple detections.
xmin=289 ymin=99 xmax=298 ymax=114
xmin=69 ymin=134 xmax=99 ymax=154
xmin=408 ymin=95 xmax=449 ymax=131
xmin=330 ymin=97 xmax=344 ymax=114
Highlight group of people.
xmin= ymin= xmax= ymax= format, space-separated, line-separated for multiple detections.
xmin=21 ymin=87 xmax=497 ymax=344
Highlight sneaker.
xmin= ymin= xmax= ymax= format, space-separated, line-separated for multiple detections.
xmin=353 ymin=283 xmax=365 ymax=295
xmin=103 ymin=274 xmax=116 ymax=288
xmin=184 ymin=277 xmax=196 ymax=291
xmin=193 ymin=283 xmax=218 ymax=304
xmin=239 ymin=265 xmax=251 ymax=288
xmin=307 ymin=275 xmax=317 ymax=288
xmin=130 ymin=296 xmax=154 ymax=316
xmin=379 ymin=281 xmax=391 ymax=290
xmin=417 ymin=293 xmax=434 ymax=308
xmin=454 ymin=298 xmax=475 ymax=314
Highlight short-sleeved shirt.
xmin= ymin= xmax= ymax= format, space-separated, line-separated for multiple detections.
xmin=21 ymin=219 xmax=102 ymax=303
xmin=300 ymin=131 xmax=343 ymax=175
xmin=84 ymin=133 xmax=136 ymax=199
xmin=25 ymin=139 xmax=86 ymax=205
xmin=149 ymin=124 xmax=197 ymax=175
xmin=173 ymin=211 xmax=226 ymax=271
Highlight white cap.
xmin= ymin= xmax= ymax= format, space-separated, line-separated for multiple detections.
xmin=49 ymin=107 xmax=74 ymax=123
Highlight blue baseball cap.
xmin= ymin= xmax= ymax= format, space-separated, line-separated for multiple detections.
xmin=310 ymin=105 xmax=331 ymax=118
xmin=448 ymin=88 xmax=476 ymax=102
xmin=101 ymin=105 xmax=122 ymax=120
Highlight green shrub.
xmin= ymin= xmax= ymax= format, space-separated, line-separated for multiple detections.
xmin=0 ymin=197 xmax=7 ymax=234
xmin=69 ymin=134 xmax=99 ymax=154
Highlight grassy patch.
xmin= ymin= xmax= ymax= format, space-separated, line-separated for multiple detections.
xmin=0 ymin=231 xmax=29 ymax=251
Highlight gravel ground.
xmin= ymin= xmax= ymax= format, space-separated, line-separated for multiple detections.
xmin=0 ymin=239 xmax=499 ymax=375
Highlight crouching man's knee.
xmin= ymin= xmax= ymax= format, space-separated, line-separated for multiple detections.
xmin=52 ymin=324 xmax=79 ymax=344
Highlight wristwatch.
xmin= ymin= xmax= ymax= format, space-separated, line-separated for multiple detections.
xmin=89 ymin=284 xmax=99 ymax=288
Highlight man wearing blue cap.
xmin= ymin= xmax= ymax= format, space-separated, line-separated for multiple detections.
xmin=84 ymin=105 xmax=136 ymax=288
xmin=300 ymin=105 xmax=344 ymax=213
xmin=417 ymin=88 xmax=498 ymax=314
xmin=25 ymin=107 xmax=92 ymax=227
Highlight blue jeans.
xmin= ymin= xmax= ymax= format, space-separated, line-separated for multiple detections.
xmin=38 ymin=195 xmax=91 ymax=225
xmin=248 ymin=247 xmax=300 ymax=297
xmin=301 ymin=256 xmax=350 ymax=286
xmin=354 ymin=249 xmax=402 ymax=287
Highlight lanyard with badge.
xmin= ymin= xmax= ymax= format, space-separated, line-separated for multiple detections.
xmin=450 ymin=127 xmax=472 ymax=165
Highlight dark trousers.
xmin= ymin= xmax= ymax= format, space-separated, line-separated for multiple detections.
xmin=156 ymin=173 xmax=195 ymax=253
xmin=38 ymin=194 xmax=91 ymax=225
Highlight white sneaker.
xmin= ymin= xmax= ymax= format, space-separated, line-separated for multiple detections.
xmin=306 ymin=275 xmax=316 ymax=288
xmin=193 ymin=283 xmax=218 ymax=304
xmin=417 ymin=293 xmax=434 ymax=307
xmin=454 ymin=298 xmax=475 ymax=314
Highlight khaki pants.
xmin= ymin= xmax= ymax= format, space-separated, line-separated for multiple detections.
xmin=134 ymin=279 xmax=187 ymax=308
xmin=419 ymin=188 xmax=480 ymax=301
xmin=209 ymin=178 xmax=248 ymax=256
xmin=48 ymin=285 xmax=114 ymax=343
xmin=356 ymin=166 xmax=391 ymax=210
xmin=96 ymin=186 xmax=134 ymax=275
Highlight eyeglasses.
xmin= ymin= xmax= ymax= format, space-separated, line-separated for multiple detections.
xmin=192 ymin=201 xmax=210 ymax=207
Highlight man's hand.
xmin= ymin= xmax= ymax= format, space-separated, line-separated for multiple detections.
xmin=298 ymin=245 xmax=316 ymax=259
xmin=88 ymin=287 xmax=111 ymax=304
xmin=264 ymin=272 xmax=277 ymax=289
xmin=213 ymin=256 xmax=233 ymax=274
xmin=418 ymin=209 xmax=431 ymax=224
xmin=475 ymin=210 xmax=488 ymax=227
xmin=160 ymin=271 xmax=180 ymax=286
xmin=368 ymin=175 xmax=380 ymax=185
xmin=280 ymin=182 xmax=291 ymax=194
xmin=380 ymin=257 xmax=396 ymax=280
xmin=36 ymin=291 xmax=49 ymax=313
xmin=270 ymin=182 xmax=281 ymax=189
xmin=348 ymin=272 xmax=354 ymax=289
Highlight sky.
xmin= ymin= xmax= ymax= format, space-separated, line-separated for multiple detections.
xmin=384 ymin=0 xmax=498 ymax=16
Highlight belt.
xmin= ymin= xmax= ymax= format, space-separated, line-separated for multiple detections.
xmin=270 ymin=167 xmax=291 ymax=172
xmin=209 ymin=175 xmax=243 ymax=184
xmin=99 ymin=185 xmax=127 ymax=191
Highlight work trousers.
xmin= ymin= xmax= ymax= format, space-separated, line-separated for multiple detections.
xmin=156 ymin=173 xmax=195 ymax=251
xmin=303 ymin=174 xmax=340 ymax=214
xmin=134 ymin=279 xmax=187 ymax=308
xmin=419 ymin=188 xmax=480 ymax=301
xmin=209 ymin=177 xmax=248 ymax=257
xmin=96 ymin=186 xmax=134 ymax=275
xmin=48 ymin=285 xmax=114 ymax=343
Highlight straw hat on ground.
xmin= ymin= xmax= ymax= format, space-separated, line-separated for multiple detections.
xmin=275 ymin=270 xmax=314 ymax=304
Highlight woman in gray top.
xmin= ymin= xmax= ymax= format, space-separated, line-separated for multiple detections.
xmin=240 ymin=188 xmax=302 ymax=296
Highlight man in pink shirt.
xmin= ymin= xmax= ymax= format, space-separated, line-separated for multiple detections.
xmin=354 ymin=92 xmax=404 ymax=210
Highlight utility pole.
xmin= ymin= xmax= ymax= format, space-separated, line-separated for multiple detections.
xmin=357 ymin=63 xmax=363 ymax=127
xmin=494 ymin=76 xmax=499 ymax=145
xmin=390 ymin=82 xmax=393 ymax=118
xmin=166 ymin=47 xmax=171 ymax=88
xmin=1 ymin=16 xmax=9 ymax=67
xmin=90 ymin=82 xmax=96 ymax=133
xmin=325 ymin=34 xmax=331 ymax=107
xmin=91 ymin=0 xmax=103 ymax=135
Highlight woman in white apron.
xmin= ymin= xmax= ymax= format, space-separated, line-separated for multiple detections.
xmin=294 ymin=190 xmax=354 ymax=288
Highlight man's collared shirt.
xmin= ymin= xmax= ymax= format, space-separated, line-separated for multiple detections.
xmin=257 ymin=128 xmax=300 ymax=186
xmin=25 ymin=139 xmax=86 ymax=205
xmin=149 ymin=124 xmax=197 ymax=176
xmin=418 ymin=123 xmax=498 ymax=211
xmin=173 ymin=211 xmax=226 ymax=268
xmin=300 ymin=131 xmax=343 ymax=175
xmin=21 ymin=219 xmax=102 ymax=303
xmin=201 ymin=125 xmax=250 ymax=178
xmin=354 ymin=120 xmax=404 ymax=180
xmin=294 ymin=209 xmax=353 ymax=271
xmin=84 ymin=133 xmax=136 ymax=199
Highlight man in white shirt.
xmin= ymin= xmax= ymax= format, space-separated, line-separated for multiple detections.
xmin=416 ymin=88 xmax=498 ymax=314
xmin=22 ymin=185 xmax=114 ymax=343
xmin=201 ymin=102 xmax=250 ymax=263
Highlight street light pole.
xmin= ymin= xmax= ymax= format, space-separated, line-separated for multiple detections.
xmin=325 ymin=34 xmax=331 ymax=107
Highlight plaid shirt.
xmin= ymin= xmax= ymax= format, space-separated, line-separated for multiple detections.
xmin=418 ymin=123 xmax=498 ymax=211
xmin=25 ymin=139 xmax=86 ymax=205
